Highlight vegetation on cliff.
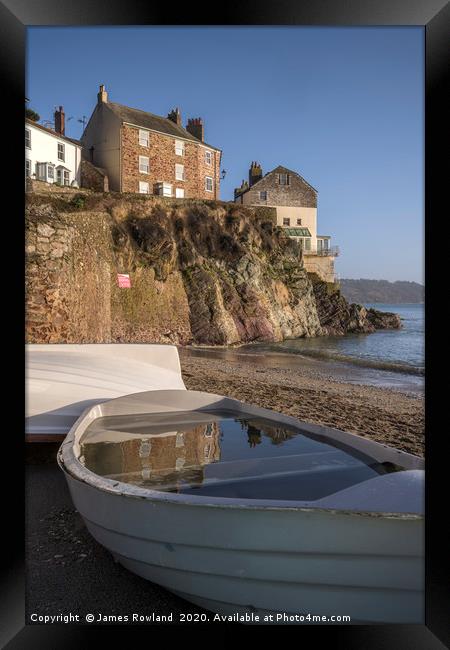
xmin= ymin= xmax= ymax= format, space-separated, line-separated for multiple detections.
xmin=25 ymin=190 xmax=400 ymax=345
xmin=340 ymin=278 xmax=424 ymax=304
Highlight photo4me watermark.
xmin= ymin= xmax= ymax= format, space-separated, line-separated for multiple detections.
xmin=30 ymin=611 xmax=351 ymax=624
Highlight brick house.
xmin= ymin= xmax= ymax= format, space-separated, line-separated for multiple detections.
xmin=81 ymin=85 xmax=222 ymax=198
xmin=234 ymin=163 xmax=339 ymax=282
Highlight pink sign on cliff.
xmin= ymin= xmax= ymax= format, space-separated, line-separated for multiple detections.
xmin=117 ymin=273 xmax=131 ymax=288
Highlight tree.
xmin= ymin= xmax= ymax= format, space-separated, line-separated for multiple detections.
xmin=26 ymin=107 xmax=40 ymax=122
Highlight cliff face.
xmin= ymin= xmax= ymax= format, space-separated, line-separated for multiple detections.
xmin=110 ymin=200 xmax=323 ymax=344
xmin=25 ymin=191 xmax=399 ymax=346
xmin=309 ymin=273 xmax=401 ymax=335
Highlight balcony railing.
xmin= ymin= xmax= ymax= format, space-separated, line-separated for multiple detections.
xmin=303 ymin=246 xmax=340 ymax=257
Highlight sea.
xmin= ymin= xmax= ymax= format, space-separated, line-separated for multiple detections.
xmin=183 ymin=304 xmax=424 ymax=394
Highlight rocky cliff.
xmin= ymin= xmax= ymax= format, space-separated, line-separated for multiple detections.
xmin=25 ymin=190 xmax=400 ymax=345
xmin=308 ymin=273 xmax=401 ymax=335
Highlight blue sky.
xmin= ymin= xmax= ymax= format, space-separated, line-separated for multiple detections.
xmin=27 ymin=27 xmax=424 ymax=282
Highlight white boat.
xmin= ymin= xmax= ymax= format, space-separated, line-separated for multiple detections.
xmin=26 ymin=344 xmax=424 ymax=624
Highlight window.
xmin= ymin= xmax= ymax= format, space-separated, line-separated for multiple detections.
xmin=283 ymin=217 xmax=290 ymax=226
xmin=25 ymin=159 xmax=31 ymax=177
xmin=204 ymin=150 xmax=212 ymax=165
xmin=296 ymin=218 xmax=302 ymax=226
xmin=175 ymin=140 xmax=184 ymax=156
xmin=25 ymin=128 xmax=31 ymax=149
xmin=63 ymin=170 xmax=70 ymax=186
xmin=139 ymin=129 xmax=149 ymax=147
xmin=205 ymin=176 xmax=213 ymax=192
xmin=175 ymin=188 xmax=184 ymax=198
xmin=139 ymin=155 xmax=150 ymax=174
xmin=47 ymin=165 xmax=54 ymax=180
xmin=278 ymin=173 xmax=289 ymax=185
xmin=36 ymin=163 xmax=47 ymax=181
xmin=259 ymin=191 xmax=267 ymax=201
xmin=139 ymin=181 xmax=149 ymax=194
xmin=304 ymin=238 xmax=311 ymax=251
xmin=160 ymin=182 xmax=172 ymax=197
xmin=175 ymin=163 xmax=184 ymax=181
xmin=57 ymin=143 xmax=65 ymax=162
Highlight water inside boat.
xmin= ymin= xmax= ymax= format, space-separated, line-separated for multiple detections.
xmin=79 ymin=410 xmax=405 ymax=501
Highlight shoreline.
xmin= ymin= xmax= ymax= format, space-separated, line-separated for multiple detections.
xmin=179 ymin=347 xmax=424 ymax=457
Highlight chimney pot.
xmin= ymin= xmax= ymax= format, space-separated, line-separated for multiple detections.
xmin=97 ymin=84 xmax=108 ymax=104
xmin=54 ymin=105 xmax=65 ymax=136
xmin=186 ymin=117 xmax=204 ymax=141
xmin=249 ymin=161 xmax=263 ymax=187
xmin=167 ymin=107 xmax=182 ymax=126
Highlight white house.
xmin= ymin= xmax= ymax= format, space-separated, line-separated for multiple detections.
xmin=25 ymin=108 xmax=82 ymax=187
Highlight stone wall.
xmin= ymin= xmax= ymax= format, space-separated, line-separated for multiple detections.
xmin=81 ymin=159 xmax=109 ymax=192
xmin=26 ymin=205 xmax=112 ymax=343
xmin=303 ymin=255 xmax=336 ymax=283
xmin=121 ymin=124 xmax=221 ymax=199
xmin=26 ymin=178 xmax=89 ymax=195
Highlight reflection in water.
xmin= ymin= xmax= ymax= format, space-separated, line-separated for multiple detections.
xmin=80 ymin=413 xmax=404 ymax=501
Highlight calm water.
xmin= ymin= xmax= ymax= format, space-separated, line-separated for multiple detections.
xmin=80 ymin=411 xmax=403 ymax=500
xmin=262 ymin=304 xmax=424 ymax=375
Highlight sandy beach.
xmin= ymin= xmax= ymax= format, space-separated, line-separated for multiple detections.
xmin=179 ymin=348 xmax=424 ymax=457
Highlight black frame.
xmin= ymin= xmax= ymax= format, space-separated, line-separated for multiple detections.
xmin=3 ymin=0 xmax=449 ymax=646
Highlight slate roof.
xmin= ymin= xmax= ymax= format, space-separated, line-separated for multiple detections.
xmin=25 ymin=118 xmax=82 ymax=146
xmin=239 ymin=165 xmax=317 ymax=196
xmin=106 ymin=102 xmax=221 ymax=151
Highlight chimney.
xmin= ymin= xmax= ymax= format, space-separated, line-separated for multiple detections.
xmin=186 ymin=117 xmax=204 ymax=142
xmin=54 ymin=106 xmax=65 ymax=135
xmin=249 ymin=161 xmax=262 ymax=186
xmin=97 ymin=84 xmax=108 ymax=104
xmin=167 ymin=107 xmax=182 ymax=127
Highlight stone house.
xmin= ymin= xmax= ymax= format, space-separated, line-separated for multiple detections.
xmin=234 ymin=163 xmax=339 ymax=283
xmin=25 ymin=107 xmax=82 ymax=187
xmin=81 ymin=85 xmax=222 ymax=198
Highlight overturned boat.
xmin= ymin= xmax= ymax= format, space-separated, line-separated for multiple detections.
xmin=27 ymin=344 xmax=424 ymax=623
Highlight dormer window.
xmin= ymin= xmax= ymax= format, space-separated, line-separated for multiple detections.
xmin=278 ymin=173 xmax=289 ymax=186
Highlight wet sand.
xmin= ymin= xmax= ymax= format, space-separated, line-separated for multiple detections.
xmin=179 ymin=348 xmax=424 ymax=457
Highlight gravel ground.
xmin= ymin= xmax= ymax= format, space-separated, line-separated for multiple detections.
xmin=25 ymin=445 xmax=207 ymax=625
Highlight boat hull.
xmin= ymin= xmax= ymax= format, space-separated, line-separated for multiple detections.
xmin=64 ymin=470 xmax=423 ymax=623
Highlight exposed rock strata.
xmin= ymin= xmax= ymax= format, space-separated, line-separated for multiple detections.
xmin=25 ymin=192 xmax=400 ymax=345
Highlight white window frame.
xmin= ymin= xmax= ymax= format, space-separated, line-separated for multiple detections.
xmin=205 ymin=176 xmax=213 ymax=193
xmin=25 ymin=159 xmax=31 ymax=177
xmin=160 ymin=182 xmax=172 ymax=197
xmin=278 ymin=173 xmax=289 ymax=186
xmin=25 ymin=128 xmax=31 ymax=149
xmin=139 ymin=181 xmax=149 ymax=194
xmin=175 ymin=140 xmax=184 ymax=156
xmin=63 ymin=170 xmax=70 ymax=186
xmin=139 ymin=129 xmax=149 ymax=147
xmin=204 ymin=150 xmax=212 ymax=166
xmin=47 ymin=164 xmax=55 ymax=181
xmin=139 ymin=155 xmax=150 ymax=174
xmin=175 ymin=163 xmax=184 ymax=181
xmin=57 ymin=142 xmax=65 ymax=162
xmin=259 ymin=191 xmax=267 ymax=201
xmin=175 ymin=188 xmax=185 ymax=198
